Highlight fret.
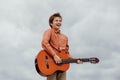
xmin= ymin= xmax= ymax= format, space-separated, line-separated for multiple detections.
xmin=62 ymin=59 xmax=78 ymax=64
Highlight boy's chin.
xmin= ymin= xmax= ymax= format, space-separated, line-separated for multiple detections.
xmin=56 ymin=26 xmax=60 ymax=29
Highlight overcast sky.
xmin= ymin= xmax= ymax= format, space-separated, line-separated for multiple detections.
xmin=0 ymin=0 xmax=120 ymax=80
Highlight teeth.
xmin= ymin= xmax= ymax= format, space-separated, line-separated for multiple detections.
xmin=56 ymin=24 xmax=61 ymax=26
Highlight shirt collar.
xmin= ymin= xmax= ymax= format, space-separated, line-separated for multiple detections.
xmin=52 ymin=28 xmax=61 ymax=34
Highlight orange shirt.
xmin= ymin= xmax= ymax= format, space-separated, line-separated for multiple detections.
xmin=41 ymin=28 xmax=69 ymax=56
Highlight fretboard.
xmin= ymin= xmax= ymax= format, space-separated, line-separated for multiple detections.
xmin=62 ymin=58 xmax=90 ymax=64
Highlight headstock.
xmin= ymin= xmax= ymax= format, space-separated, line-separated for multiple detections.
xmin=89 ymin=57 xmax=99 ymax=64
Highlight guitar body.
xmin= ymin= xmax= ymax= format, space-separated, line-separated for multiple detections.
xmin=35 ymin=50 xmax=70 ymax=76
xmin=35 ymin=50 xmax=99 ymax=76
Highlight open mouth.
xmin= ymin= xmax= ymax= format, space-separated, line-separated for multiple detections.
xmin=56 ymin=24 xmax=61 ymax=27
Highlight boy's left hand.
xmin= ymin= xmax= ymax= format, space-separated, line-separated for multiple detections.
xmin=77 ymin=60 xmax=83 ymax=64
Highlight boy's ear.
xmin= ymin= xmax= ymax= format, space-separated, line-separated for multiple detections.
xmin=50 ymin=23 xmax=52 ymax=26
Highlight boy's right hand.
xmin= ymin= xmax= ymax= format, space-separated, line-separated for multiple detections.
xmin=53 ymin=54 xmax=62 ymax=64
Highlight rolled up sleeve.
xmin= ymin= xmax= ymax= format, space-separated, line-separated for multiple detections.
xmin=41 ymin=29 xmax=56 ymax=56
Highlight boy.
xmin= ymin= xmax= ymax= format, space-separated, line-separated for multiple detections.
xmin=41 ymin=13 xmax=82 ymax=80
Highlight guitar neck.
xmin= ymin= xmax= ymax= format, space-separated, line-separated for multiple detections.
xmin=62 ymin=58 xmax=90 ymax=64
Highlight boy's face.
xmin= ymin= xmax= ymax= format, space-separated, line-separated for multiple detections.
xmin=51 ymin=17 xmax=62 ymax=30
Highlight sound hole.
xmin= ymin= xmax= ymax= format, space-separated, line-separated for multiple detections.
xmin=45 ymin=56 xmax=49 ymax=69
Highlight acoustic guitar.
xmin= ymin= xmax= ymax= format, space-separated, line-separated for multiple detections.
xmin=35 ymin=50 xmax=99 ymax=76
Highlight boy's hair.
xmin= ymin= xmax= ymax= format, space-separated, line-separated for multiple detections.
xmin=49 ymin=13 xmax=62 ymax=28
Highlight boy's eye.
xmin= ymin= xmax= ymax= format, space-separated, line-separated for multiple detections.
xmin=59 ymin=20 xmax=62 ymax=22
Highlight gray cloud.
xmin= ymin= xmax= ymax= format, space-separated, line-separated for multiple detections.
xmin=0 ymin=0 xmax=120 ymax=80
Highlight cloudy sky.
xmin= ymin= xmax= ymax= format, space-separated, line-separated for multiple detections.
xmin=0 ymin=0 xmax=120 ymax=80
